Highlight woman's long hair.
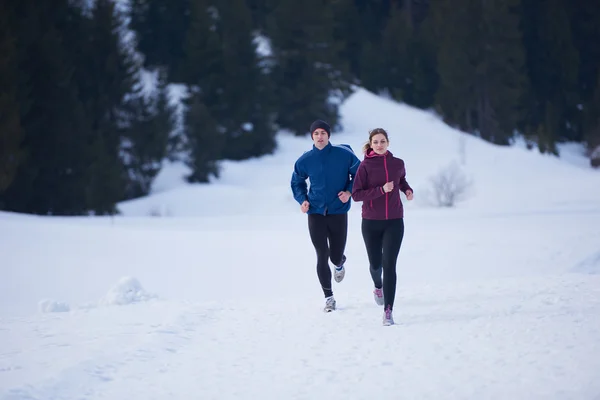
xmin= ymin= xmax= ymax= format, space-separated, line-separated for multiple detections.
xmin=362 ymin=128 xmax=390 ymax=153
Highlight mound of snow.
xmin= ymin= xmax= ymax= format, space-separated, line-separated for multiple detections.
xmin=100 ymin=276 xmax=157 ymax=306
xmin=38 ymin=299 xmax=70 ymax=313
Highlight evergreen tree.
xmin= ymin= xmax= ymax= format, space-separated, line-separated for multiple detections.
xmin=81 ymin=0 xmax=138 ymax=212
xmin=566 ymin=0 xmax=600 ymax=146
xmin=331 ymin=0 xmax=363 ymax=82
xmin=266 ymin=0 xmax=352 ymax=135
xmin=0 ymin=2 xmax=22 ymax=193
xmin=584 ymin=71 xmax=600 ymax=167
xmin=431 ymin=0 xmax=478 ymax=131
xmin=567 ymin=0 xmax=600 ymax=104
xmin=129 ymin=0 xmax=190 ymax=79
xmin=405 ymin=0 xmax=432 ymax=26
xmin=180 ymin=0 xmax=277 ymax=160
xmin=354 ymin=0 xmax=392 ymax=92
xmin=432 ymin=0 xmax=527 ymax=145
xmin=122 ymin=71 xmax=174 ymax=198
xmin=177 ymin=0 xmax=224 ymax=182
xmin=521 ymin=0 xmax=579 ymax=153
xmin=478 ymin=0 xmax=528 ymax=145
xmin=184 ymin=93 xmax=222 ymax=183
xmin=178 ymin=0 xmax=221 ymax=86
xmin=213 ymin=0 xmax=277 ymax=159
xmin=377 ymin=5 xmax=412 ymax=101
xmin=245 ymin=0 xmax=276 ymax=32
xmin=408 ymin=16 xmax=439 ymax=109
xmin=354 ymin=0 xmax=392 ymax=42
xmin=1 ymin=0 xmax=93 ymax=215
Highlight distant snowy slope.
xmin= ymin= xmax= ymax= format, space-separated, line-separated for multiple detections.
xmin=117 ymin=88 xmax=600 ymax=217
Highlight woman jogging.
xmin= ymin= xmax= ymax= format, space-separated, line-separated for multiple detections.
xmin=351 ymin=128 xmax=413 ymax=325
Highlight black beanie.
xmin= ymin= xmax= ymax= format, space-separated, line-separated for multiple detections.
xmin=310 ymin=120 xmax=331 ymax=137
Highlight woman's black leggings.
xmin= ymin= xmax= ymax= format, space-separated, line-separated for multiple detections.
xmin=361 ymin=218 xmax=404 ymax=310
xmin=308 ymin=213 xmax=348 ymax=298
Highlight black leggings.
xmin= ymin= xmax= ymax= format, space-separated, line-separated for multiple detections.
xmin=308 ymin=213 xmax=348 ymax=297
xmin=361 ymin=218 xmax=404 ymax=310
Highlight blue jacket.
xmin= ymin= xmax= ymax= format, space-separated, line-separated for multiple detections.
xmin=291 ymin=142 xmax=361 ymax=215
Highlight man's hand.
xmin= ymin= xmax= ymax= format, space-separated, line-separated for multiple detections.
xmin=338 ymin=191 xmax=351 ymax=203
xmin=406 ymin=189 xmax=413 ymax=201
xmin=301 ymin=200 xmax=310 ymax=213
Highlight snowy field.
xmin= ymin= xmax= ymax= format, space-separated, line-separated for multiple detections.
xmin=2 ymin=88 xmax=600 ymax=399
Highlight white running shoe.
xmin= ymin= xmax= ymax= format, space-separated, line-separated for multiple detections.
xmin=383 ymin=305 xmax=394 ymax=326
xmin=334 ymin=256 xmax=346 ymax=283
xmin=373 ymin=287 xmax=384 ymax=306
xmin=324 ymin=296 xmax=336 ymax=312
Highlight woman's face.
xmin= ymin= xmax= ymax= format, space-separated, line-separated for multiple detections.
xmin=371 ymin=133 xmax=389 ymax=155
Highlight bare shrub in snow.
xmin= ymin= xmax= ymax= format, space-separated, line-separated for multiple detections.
xmin=148 ymin=204 xmax=171 ymax=217
xmin=427 ymin=162 xmax=473 ymax=207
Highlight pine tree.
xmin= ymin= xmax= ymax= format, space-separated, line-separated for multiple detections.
xmin=408 ymin=17 xmax=439 ymax=109
xmin=584 ymin=71 xmax=600 ymax=167
xmin=184 ymin=93 xmax=222 ymax=183
xmin=566 ymin=0 xmax=600 ymax=102
xmin=378 ymin=5 xmax=412 ymax=100
xmin=179 ymin=0 xmax=277 ymax=160
xmin=245 ymin=0 xmax=276 ymax=31
xmin=129 ymin=0 xmax=190 ymax=79
xmin=432 ymin=0 xmax=527 ymax=145
xmin=177 ymin=0 xmax=224 ymax=182
xmin=521 ymin=0 xmax=579 ymax=153
xmin=1 ymin=0 xmax=93 ymax=215
xmin=331 ymin=0 xmax=363 ymax=81
xmin=214 ymin=0 xmax=277 ymax=159
xmin=122 ymin=71 xmax=174 ymax=199
xmin=266 ymin=0 xmax=352 ymax=135
xmin=355 ymin=0 xmax=393 ymax=91
xmin=78 ymin=0 xmax=139 ymax=213
xmin=478 ymin=0 xmax=528 ymax=145
xmin=431 ymin=0 xmax=478 ymax=131
xmin=0 ymin=2 xmax=22 ymax=193
xmin=178 ymin=0 xmax=221 ymax=86
xmin=566 ymin=0 xmax=600 ymax=144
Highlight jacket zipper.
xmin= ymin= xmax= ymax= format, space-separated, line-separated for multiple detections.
xmin=383 ymin=155 xmax=389 ymax=219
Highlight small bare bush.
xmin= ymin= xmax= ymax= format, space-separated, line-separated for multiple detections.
xmin=428 ymin=161 xmax=473 ymax=207
xmin=148 ymin=204 xmax=171 ymax=217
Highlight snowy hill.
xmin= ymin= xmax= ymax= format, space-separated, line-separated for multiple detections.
xmin=1 ymin=88 xmax=600 ymax=399
xmin=119 ymin=88 xmax=600 ymax=217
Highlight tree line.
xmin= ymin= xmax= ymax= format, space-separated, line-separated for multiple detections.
xmin=1 ymin=0 xmax=598 ymax=215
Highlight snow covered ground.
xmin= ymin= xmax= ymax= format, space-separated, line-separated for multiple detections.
xmin=2 ymin=88 xmax=600 ymax=399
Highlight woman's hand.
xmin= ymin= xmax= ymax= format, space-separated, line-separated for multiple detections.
xmin=405 ymin=189 xmax=413 ymax=200
xmin=383 ymin=182 xmax=394 ymax=193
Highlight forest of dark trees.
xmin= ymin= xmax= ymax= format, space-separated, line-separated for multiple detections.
xmin=1 ymin=0 xmax=599 ymax=215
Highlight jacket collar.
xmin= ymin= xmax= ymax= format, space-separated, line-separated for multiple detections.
xmin=365 ymin=149 xmax=392 ymax=159
xmin=313 ymin=142 xmax=332 ymax=153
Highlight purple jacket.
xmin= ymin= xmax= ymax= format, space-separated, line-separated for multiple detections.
xmin=351 ymin=150 xmax=412 ymax=220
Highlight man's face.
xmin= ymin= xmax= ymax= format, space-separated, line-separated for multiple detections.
xmin=312 ymin=128 xmax=329 ymax=149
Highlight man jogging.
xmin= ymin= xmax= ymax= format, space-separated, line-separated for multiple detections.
xmin=290 ymin=119 xmax=361 ymax=312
